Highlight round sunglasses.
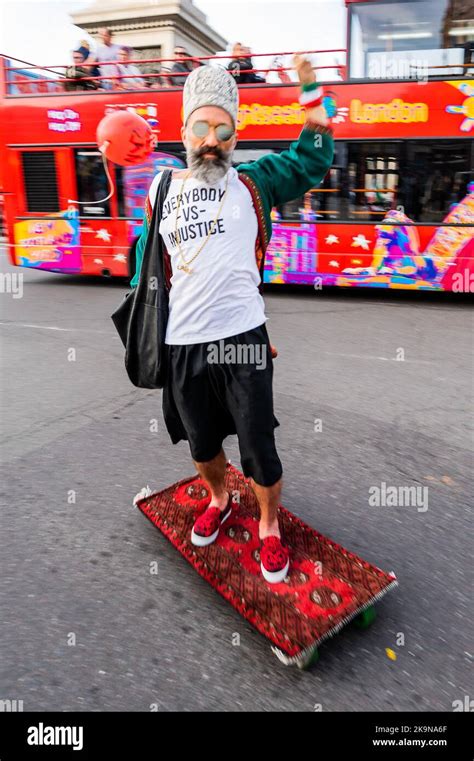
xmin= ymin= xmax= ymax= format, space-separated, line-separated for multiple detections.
xmin=191 ymin=120 xmax=235 ymax=142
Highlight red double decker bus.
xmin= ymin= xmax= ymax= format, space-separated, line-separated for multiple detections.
xmin=0 ymin=0 xmax=473 ymax=291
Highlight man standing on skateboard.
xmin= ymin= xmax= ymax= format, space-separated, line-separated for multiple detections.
xmin=131 ymin=56 xmax=333 ymax=583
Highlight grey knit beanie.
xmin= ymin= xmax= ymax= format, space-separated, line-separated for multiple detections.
xmin=183 ymin=65 xmax=239 ymax=127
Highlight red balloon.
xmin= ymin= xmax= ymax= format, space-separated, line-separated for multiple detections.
xmin=96 ymin=110 xmax=155 ymax=166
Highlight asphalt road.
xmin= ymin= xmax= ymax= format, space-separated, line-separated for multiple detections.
xmin=1 ymin=247 xmax=472 ymax=712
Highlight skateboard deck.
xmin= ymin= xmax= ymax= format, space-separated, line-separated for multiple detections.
xmin=134 ymin=463 xmax=398 ymax=669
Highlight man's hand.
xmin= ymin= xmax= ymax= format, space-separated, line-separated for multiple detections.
xmin=293 ymin=54 xmax=316 ymax=86
xmin=293 ymin=54 xmax=328 ymax=127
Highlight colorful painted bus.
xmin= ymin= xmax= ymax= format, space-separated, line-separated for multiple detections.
xmin=0 ymin=0 xmax=473 ymax=291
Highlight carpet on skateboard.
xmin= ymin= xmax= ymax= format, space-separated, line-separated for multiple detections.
xmin=134 ymin=463 xmax=398 ymax=664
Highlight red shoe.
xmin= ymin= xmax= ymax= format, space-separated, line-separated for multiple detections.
xmin=260 ymin=536 xmax=290 ymax=583
xmin=191 ymin=493 xmax=233 ymax=547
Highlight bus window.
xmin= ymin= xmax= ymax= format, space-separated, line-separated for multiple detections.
xmin=346 ymin=142 xmax=400 ymax=221
xmin=279 ymin=167 xmax=343 ymax=221
xmin=272 ymin=143 xmax=345 ymax=221
xmin=74 ymin=150 xmax=111 ymax=217
xmin=115 ymin=165 xmax=125 ymax=217
xmin=349 ymin=0 xmax=468 ymax=79
xmin=21 ymin=151 xmax=60 ymax=213
xmin=401 ymin=140 xmax=474 ymax=222
xmin=277 ymin=142 xmax=401 ymax=222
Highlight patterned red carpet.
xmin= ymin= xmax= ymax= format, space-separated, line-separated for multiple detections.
xmin=135 ymin=463 xmax=397 ymax=661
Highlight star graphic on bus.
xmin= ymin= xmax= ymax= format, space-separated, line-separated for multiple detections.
xmin=325 ymin=234 xmax=339 ymax=244
xmin=446 ymin=82 xmax=474 ymax=132
xmin=351 ymin=234 xmax=370 ymax=250
xmin=329 ymin=260 xmax=340 ymax=267
xmin=95 ymin=228 xmax=112 ymax=242
xmin=113 ymin=253 xmax=127 ymax=262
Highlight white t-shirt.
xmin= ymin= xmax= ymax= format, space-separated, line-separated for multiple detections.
xmin=95 ymin=43 xmax=121 ymax=88
xmin=148 ymin=167 xmax=267 ymax=345
xmin=95 ymin=43 xmax=121 ymax=63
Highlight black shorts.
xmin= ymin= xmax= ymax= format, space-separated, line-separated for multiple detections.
xmin=162 ymin=323 xmax=282 ymax=487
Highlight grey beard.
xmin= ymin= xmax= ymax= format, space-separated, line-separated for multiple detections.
xmin=186 ymin=146 xmax=233 ymax=184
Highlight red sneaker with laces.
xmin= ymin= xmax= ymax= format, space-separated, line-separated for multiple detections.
xmin=191 ymin=493 xmax=233 ymax=547
xmin=260 ymin=535 xmax=290 ymax=583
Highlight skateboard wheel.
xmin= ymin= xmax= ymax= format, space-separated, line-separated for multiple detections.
xmin=296 ymin=647 xmax=319 ymax=670
xmin=353 ymin=605 xmax=376 ymax=630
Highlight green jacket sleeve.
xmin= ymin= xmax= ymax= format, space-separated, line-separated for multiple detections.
xmin=129 ymin=214 xmax=149 ymax=288
xmin=236 ymin=123 xmax=334 ymax=207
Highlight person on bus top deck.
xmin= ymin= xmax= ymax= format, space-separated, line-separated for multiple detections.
xmin=169 ymin=46 xmax=204 ymax=87
xmin=95 ymin=27 xmax=121 ymax=90
xmin=116 ymin=46 xmax=145 ymax=90
xmin=64 ymin=43 xmax=99 ymax=92
xmin=227 ymin=42 xmax=266 ymax=84
xmin=130 ymin=56 xmax=333 ymax=583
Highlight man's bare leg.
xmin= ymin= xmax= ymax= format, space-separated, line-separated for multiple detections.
xmin=193 ymin=448 xmax=229 ymax=509
xmin=250 ymin=477 xmax=283 ymax=540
